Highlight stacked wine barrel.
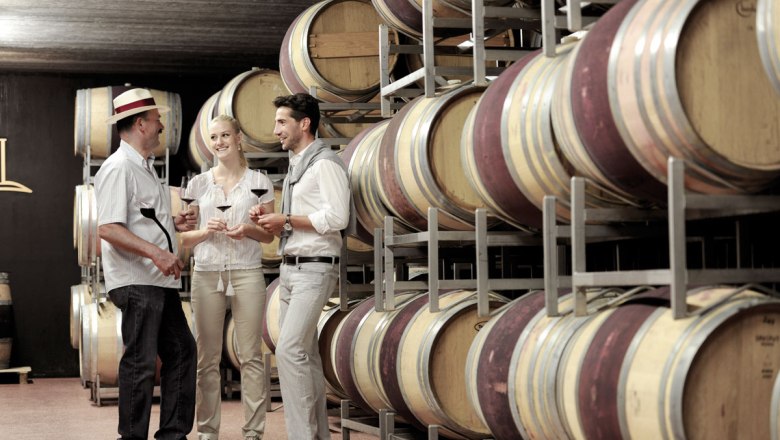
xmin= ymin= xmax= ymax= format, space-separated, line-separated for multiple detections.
xmin=337 ymin=0 xmax=780 ymax=249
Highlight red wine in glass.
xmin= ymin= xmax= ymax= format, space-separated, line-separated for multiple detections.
xmin=180 ymin=196 xmax=196 ymax=204
xmin=251 ymin=188 xmax=268 ymax=198
xmin=216 ymin=204 xmax=232 ymax=213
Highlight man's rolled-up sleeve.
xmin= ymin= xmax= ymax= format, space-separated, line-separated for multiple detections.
xmin=308 ymin=160 xmax=350 ymax=234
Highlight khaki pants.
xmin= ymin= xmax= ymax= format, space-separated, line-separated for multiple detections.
xmin=191 ymin=269 xmax=267 ymax=440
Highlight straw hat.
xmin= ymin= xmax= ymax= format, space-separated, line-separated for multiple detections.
xmin=106 ymin=88 xmax=170 ymax=124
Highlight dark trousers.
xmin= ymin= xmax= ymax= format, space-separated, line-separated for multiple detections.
xmin=108 ymin=285 xmax=196 ymax=440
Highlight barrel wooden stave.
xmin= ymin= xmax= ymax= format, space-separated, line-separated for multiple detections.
xmin=188 ymin=91 xmax=219 ymax=170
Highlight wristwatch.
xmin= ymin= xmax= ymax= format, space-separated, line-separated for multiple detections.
xmin=283 ymin=214 xmax=292 ymax=231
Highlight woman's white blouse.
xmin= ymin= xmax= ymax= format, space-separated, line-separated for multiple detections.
xmin=188 ymin=168 xmax=274 ymax=271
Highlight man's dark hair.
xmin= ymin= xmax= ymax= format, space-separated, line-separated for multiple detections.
xmin=115 ymin=110 xmax=149 ymax=134
xmin=273 ymin=93 xmax=320 ymax=135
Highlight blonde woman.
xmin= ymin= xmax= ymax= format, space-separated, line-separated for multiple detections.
xmin=181 ymin=114 xmax=274 ymax=440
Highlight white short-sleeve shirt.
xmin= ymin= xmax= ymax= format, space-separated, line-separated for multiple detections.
xmin=94 ymin=141 xmax=180 ymax=292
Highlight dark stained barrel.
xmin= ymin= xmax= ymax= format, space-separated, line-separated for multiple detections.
xmin=561 ymin=287 xmax=780 ymax=440
xmin=464 ymin=291 xmax=546 ymax=440
xmin=341 ymin=121 xmax=415 ymax=246
xmin=606 ymin=0 xmax=780 ymax=194
xmin=379 ymin=85 xmax=496 ymax=231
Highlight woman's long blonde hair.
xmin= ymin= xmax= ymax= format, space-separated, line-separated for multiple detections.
xmin=209 ymin=114 xmax=248 ymax=168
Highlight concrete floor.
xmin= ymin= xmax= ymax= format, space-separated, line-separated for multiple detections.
xmin=0 ymin=377 xmax=381 ymax=439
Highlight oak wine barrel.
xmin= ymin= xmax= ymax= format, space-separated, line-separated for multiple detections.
xmin=0 ymin=273 xmax=12 ymax=369
xmin=463 ymin=43 xmax=619 ymax=229
xmin=559 ymin=286 xmax=780 ymax=440
xmin=379 ymin=85 xmax=497 ymax=232
xmin=464 ymin=291 xmax=547 ymax=440
xmin=215 ymin=68 xmax=288 ymax=152
xmin=280 ymin=0 xmax=399 ymax=103
xmin=608 ymin=0 xmax=780 ymax=194
xmin=397 ymin=290 xmax=508 ymax=439
xmin=74 ymin=86 xmax=181 ymax=159
xmin=331 ymin=292 xmax=422 ymax=413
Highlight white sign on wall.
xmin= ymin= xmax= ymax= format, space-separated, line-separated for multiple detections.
xmin=0 ymin=138 xmax=32 ymax=193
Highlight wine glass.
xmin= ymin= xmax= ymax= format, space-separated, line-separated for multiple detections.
xmin=214 ymin=187 xmax=234 ymax=295
xmin=250 ymin=170 xmax=269 ymax=217
xmin=179 ymin=176 xmax=195 ymax=209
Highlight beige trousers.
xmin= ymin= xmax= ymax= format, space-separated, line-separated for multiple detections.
xmin=276 ymin=262 xmax=338 ymax=440
xmin=191 ymin=269 xmax=267 ymax=440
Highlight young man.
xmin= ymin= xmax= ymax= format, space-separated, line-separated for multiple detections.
xmin=252 ymin=93 xmax=350 ymax=439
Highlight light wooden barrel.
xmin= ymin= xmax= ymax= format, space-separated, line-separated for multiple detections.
xmin=397 ymin=290 xmax=508 ymax=439
xmin=70 ymin=282 xmax=105 ymax=350
xmin=261 ymin=277 xmax=282 ymax=352
xmin=331 ymin=292 xmax=422 ymax=413
xmin=608 ymin=0 xmax=780 ymax=194
xmin=81 ymin=299 xmax=194 ymax=388
xmin=551 ymin=0 xmax=665 ymax=202
xmin=757 ymin=0 xmax=780 ymax=95
xmin=187 ymin=91 xmax=219 ymax=170
xmin=0 ymin=273 xmax=12 ymax=369
xmin=773 ymin=371 xmax=780 ymax=440
xmin=560 ymin=287 xmax=780 ymax=440
xmin=464 ymin=291 xmax=547 ymax=440
xmin=74 ymin=184 xmax=99 ymax=267
xmin=279 ymin=0 xmax=399 ymax=103
xmin=82 ymin=300 xmax=123 ymax=386
xmin=341 ymin=121 xmax=415 ymax=247
xmin=78 ymin=295 xmax=105 ymax=387
xmin=216 ymin=68 xmax=288 ymax=152
xmin=379 ymin=85 xmax=497 ymax=232
xmin=74 ymin=86 xmax=182 ymax=158
xmin=260 ymin=186 xmax=283 ymax=267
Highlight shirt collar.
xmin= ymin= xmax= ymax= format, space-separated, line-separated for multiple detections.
xmin=118 ymin=140 xmax=155 ymax=171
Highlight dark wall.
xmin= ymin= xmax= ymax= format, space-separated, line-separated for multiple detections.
xmin=0 ymin=70 xmax=241 ymax=376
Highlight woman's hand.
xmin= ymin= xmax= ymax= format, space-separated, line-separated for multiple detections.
xmin=248 ymin=204 xmax=266 ymax=224
xmin=225 ymin=223 xmax=252 ymax=240
xmin=206 ymin=217 xmax=227 ymax=234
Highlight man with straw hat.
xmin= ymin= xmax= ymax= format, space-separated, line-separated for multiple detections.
xmin=95 ymin=88 xmax=196 ymax=440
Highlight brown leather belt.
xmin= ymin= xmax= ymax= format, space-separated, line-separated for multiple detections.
xmin=282 ymin=256 xmax=340 ymax=265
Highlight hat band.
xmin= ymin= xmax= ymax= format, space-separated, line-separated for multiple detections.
xmin=114 ymin=97 xmax=157 ymax=115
